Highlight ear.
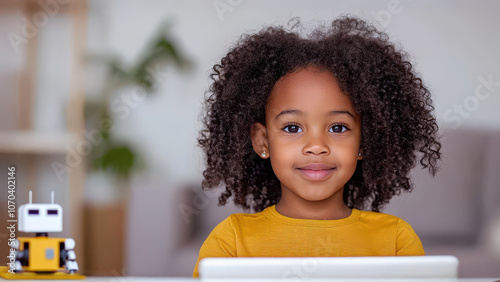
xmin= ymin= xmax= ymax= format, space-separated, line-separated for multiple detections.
xmin=250 ymin=122 xmax=269 ymax=159
xmin=357 ymin=147 xmax=364 ymax=161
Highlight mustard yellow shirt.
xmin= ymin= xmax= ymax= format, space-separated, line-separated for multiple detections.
xmin=193 ymin=205 xmax=424 ymax=277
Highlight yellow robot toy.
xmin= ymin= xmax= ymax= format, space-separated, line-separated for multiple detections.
xmin=0 ymin=191 xmax=84 ymax=279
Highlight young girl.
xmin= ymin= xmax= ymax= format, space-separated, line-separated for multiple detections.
xmin=193 ymin=16 xmax=441 ymax=278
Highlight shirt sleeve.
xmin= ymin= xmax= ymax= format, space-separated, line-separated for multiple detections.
xmin=396 ymin=218 xmax=425 ymax=256
xmin=192 ymin=215 xmax=237 ymax=278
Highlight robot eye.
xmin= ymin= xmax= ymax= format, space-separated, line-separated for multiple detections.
xmin=28 ymin=209 xmax=39 ymax=215
xmin=47 ymin=209 xmax=58 ymax=215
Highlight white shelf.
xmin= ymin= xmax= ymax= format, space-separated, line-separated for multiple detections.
xmin=0 ymin=132 xmax=79 ymax=154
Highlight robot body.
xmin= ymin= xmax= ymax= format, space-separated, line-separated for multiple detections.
xmin=12 ymin=191 xmax=80 ymax=274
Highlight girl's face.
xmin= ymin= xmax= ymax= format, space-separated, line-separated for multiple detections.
xmin=251 ymin=66 xmax=363 ymax=206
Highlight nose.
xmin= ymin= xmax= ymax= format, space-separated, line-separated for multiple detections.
xmin=303 ymin=131 xmax=330 ymax=155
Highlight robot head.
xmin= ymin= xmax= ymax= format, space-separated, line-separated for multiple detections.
xmin=18 ymin=191 xmax=63 ymax=233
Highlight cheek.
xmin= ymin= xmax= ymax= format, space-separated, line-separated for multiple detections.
xmin=336 ymin=146 xmax=360 ymax=166
xmin=269 ymin=142 xmax=296 ymax=176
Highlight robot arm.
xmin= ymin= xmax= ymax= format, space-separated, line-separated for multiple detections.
xmin=63 ymin=238 xmax=79 ymax=274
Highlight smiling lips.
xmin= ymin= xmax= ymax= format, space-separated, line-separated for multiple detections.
xmin=297 ymin=163 xmax=336 ymax=180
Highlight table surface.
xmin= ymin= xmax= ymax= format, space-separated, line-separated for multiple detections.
xmin=6 ymin=278 xmax=499 ymax=282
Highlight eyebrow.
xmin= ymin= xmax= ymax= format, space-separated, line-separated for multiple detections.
xmin=275 ymin=109 xmax=357 ymax=121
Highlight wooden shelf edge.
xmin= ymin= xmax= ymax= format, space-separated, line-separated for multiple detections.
xmin=0 ymin=132 xmax=80 ymax=154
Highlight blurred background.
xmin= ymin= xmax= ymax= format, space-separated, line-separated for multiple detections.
xmin=0 ymin=0 xmax=499 ymax=278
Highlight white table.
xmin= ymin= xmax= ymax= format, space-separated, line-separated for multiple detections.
xmin=8 ymin=278 xmax=498 ymax=282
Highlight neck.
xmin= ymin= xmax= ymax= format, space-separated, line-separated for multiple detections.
xmin=275 ymin=188 xmax=352 ymax=220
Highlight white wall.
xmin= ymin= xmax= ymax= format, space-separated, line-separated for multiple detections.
xmin=86 ymin=0 xmax=500 ymax=189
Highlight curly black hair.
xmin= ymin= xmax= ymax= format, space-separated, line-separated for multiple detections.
xmin=198 ymin=16 xmax=441 ymax=213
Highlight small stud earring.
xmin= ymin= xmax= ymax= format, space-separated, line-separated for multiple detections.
xmin=358 ymin=152 xmax=362 ymax=156
xmin=261 ymin=151 xmax=267 ymax=158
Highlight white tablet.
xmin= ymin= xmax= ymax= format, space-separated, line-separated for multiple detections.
xmin=199 ymin=255 xmax=459 ymax=282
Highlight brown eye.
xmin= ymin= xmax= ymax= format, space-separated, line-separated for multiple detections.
xmin=283 ymin=124 xmax=302 ymax=133
xmin=330 ymin=124 xmax=348 ymax=133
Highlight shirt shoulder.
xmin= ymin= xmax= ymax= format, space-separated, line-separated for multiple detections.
xmin=395 ymin=217 xmax=425 ymax=255
xmin=228 ymin=210 xmax=270 ymax=226
xmin=357 ymin=210 xmax=425 ymax=256
xmin=356 ymin=209 xmax=401 ymax=228
xmin=192 ymin=214 xmax=237 ymax=278
xmin=192 ymin=211 xmax=265 ymax=278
